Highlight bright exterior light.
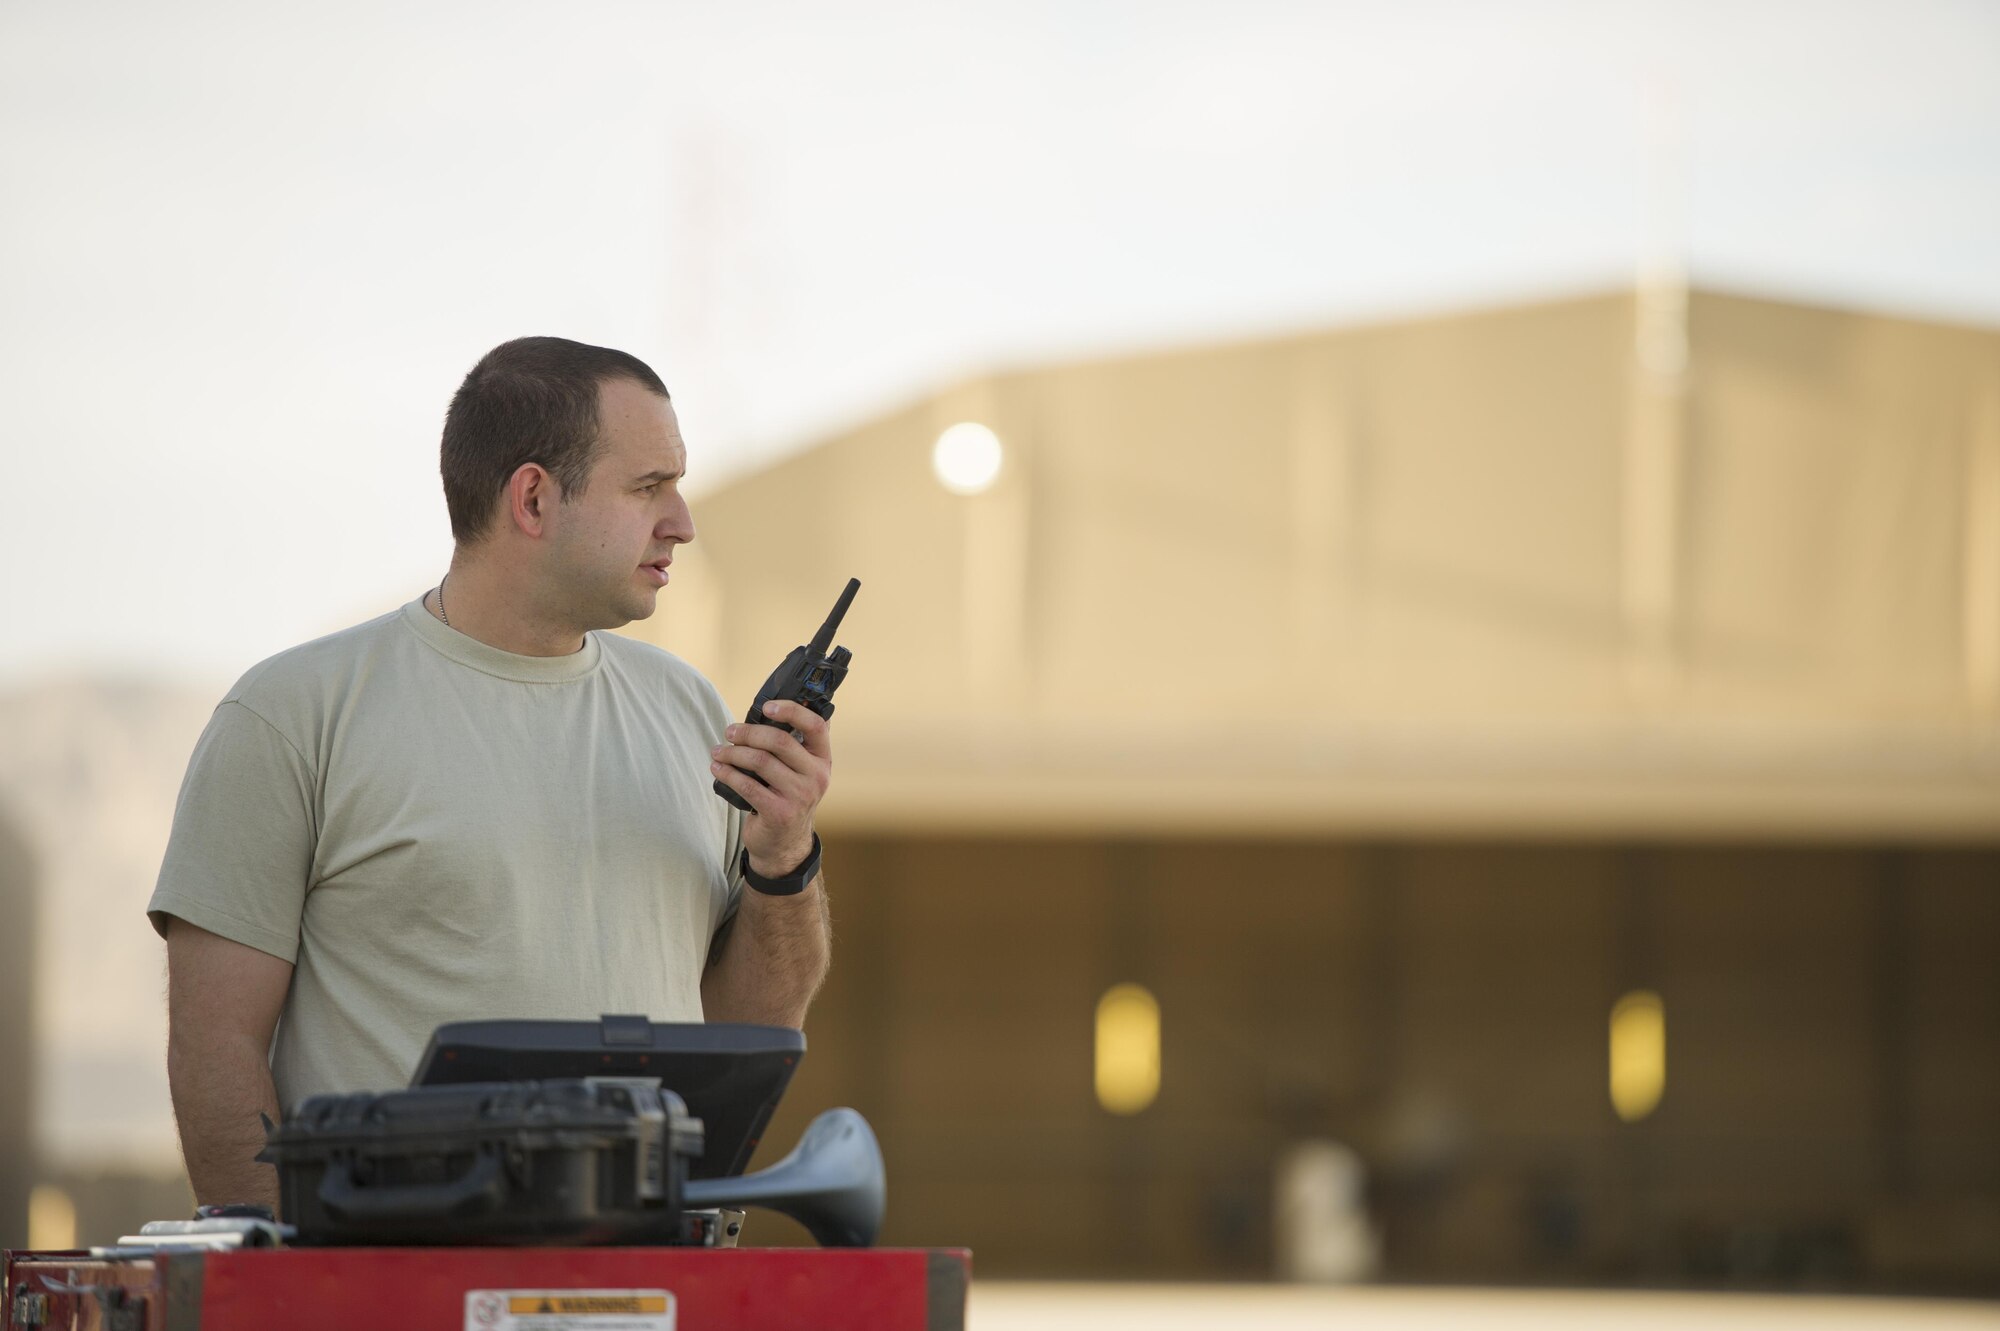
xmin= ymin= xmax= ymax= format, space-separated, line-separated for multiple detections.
xmin=1609 ymin=989 xmax=1666 ymax=1122
xmin=28 ymin=1185 xmax=77 ymax=1250
xmin=1095 ymin=982 xmax=1161 ymax=1115
xmin=932 ymin=422 xmax=1003 ymax=495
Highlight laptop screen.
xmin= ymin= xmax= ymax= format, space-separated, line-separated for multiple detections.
xmin=411 ymin=1016 xmax=804 ymax=1180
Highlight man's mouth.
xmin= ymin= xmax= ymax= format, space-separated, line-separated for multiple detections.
xmin=641 ymin=558 xmax=672 ymax=587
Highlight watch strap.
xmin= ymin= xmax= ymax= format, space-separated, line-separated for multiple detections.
xmin=740 ymin=833 xmax=822 ymax=896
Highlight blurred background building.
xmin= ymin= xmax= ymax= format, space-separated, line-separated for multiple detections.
xmin=630 ymin=285 xmax=2000 ymax=1293
xmin=5 ymin=6 xmax=2000 ymax=1321
xmin=0 ymin=686 xmax=205 ymax=1254
xmin=0 ymin=804 xmax=37 ymax=1248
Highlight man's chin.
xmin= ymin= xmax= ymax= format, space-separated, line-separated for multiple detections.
xmin=573 ymin=588 xmax=659 ymax=635
xmin=617 ymin=586 xmax=663 ymax=624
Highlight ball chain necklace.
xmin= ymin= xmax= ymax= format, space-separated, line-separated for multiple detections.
xmin=434 ymin=575 xmax=450 ymax=628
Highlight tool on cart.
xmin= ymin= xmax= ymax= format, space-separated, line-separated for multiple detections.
xmin=252 ymin=1016 xmax=884 ymax=1249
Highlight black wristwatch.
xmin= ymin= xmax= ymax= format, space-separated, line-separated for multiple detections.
xmin=739 ymin=833 xmax=822 ymax=896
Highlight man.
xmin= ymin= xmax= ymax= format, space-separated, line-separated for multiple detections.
xmin=148 ymin=337 xmax=832 ymax=1212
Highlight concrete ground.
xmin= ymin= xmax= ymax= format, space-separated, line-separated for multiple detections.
xmin=968 ymin=1284 xmax=2000 ymax=1331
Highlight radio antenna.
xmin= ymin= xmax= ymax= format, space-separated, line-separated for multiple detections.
xmin=807 ymin=579 xmax=861 ymax=657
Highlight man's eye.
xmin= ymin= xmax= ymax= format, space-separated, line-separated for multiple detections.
xmin=640 ymin=482 xmax=661 ymax=494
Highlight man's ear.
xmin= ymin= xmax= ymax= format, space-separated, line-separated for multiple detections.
xmin=507 ymin=463 xmax=557 ymax=538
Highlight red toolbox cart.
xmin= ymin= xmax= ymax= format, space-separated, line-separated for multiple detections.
xmin=5 ymin=1245 xmax=971 ymax=1330
xmin=10 ymin=1021 xmax=956 ymax=1328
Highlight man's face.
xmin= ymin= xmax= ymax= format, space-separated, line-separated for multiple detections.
xmin=541 ymin=376 xmax=694 ymax=629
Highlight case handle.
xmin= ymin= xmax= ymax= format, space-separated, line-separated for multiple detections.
xmin=316 ymin=1149 xmax=506 ymax=1222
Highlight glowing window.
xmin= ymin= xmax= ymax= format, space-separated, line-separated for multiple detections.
xmin=1095 ymin=982 xmax=1161 ymax=1115
xmin=29 ymin=1185 xmax=78 ymax=1250
xmin=1609 ymin=989 xmax=1666 ymax=1122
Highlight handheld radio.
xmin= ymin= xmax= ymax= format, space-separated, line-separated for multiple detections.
xmin=713 ymin=577 xmax=860 ymax=812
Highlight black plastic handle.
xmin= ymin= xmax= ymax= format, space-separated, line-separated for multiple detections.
xmin=316 ymin=1149 xmax=505 ymax=1222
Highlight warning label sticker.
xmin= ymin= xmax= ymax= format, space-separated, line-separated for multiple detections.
xmin=465 ymin=1288 xmax=675 ymax=1331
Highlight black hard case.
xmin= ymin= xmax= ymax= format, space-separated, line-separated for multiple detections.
xmin=261 ymin=1078 xmax=705 ymax=1246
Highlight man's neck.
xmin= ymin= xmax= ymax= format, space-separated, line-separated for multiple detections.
xmin=430 ymin=556 xmax=590 ymax=658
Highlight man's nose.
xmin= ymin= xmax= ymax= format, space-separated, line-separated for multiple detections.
xmin=658 ymin=495 xmax=695 ymax=545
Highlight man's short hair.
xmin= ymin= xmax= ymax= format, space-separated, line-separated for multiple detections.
xmin=440 ymin=336 xmax=671 ymax=544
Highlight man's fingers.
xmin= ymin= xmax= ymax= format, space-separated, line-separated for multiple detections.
xmin=710 ymin=758 xmax=775 ymax=813
xmin=715 ymin=741 xmax=786 ymax=784
xmin=725 ymin=716 xmax=829 ymax=773
xmin=758 ymin=700 xmax=832 ymax=758
xmin=714 ymin=740 xmax=819 ymax=803
xmin=712 ymin=735 xmax=788 ymax=779
xmin=725 ymin=722 xmax=802 ymax=760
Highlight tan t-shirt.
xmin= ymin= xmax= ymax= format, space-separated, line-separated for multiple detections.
xmin=148 ymin=598 xmax=745 ymax=1109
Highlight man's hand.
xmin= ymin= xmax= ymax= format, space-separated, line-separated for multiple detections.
xmin=710 ymin=699 xmax=832 ymax=875
xmin=704 ymin=698 xmax=834 ymax=1028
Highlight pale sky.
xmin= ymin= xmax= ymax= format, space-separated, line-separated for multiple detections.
xmin=3 ymin=0 xmax=1997 ymax=686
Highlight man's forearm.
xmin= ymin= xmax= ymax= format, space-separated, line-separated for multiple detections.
xmin=701 ymin=874 xmax=832 ymax=1027
xmin=169 ymin=1031 xmax=282 ymax=1213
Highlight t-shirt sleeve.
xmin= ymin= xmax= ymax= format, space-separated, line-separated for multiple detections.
xmin=147 ymin=699 xmax=318 ymax=963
